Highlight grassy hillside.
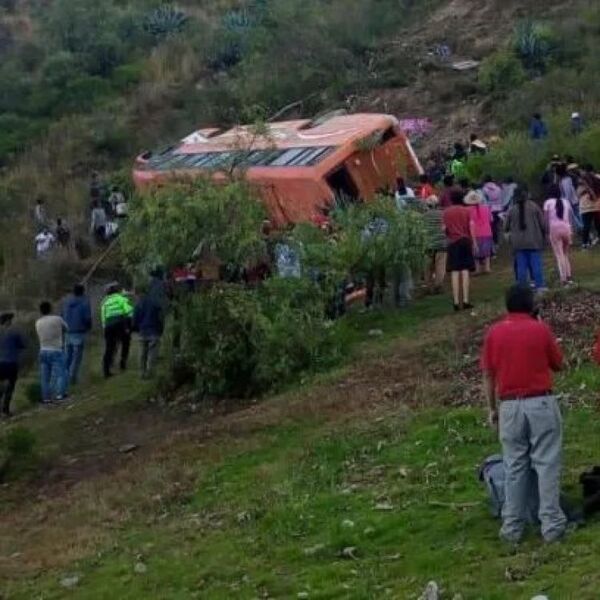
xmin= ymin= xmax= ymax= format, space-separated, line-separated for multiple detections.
xmin=4 ymin=0 xmax=599 ymax=298
xmin=2 ymin=253 xmax=600 ymax=598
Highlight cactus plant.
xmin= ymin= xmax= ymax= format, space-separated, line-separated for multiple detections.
xmin=144 ymin=5 xmax=188 ymax=39
xmin=513 ymin=20 xmax=556 ymax=73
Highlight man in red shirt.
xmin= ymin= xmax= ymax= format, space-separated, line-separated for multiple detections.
xmin=481 ymin=284 xmax=567 ymax=544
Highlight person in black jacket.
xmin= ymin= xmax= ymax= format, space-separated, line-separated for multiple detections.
xmin=133 ymin=287 xmax=165 ymax=379
xmin=0 ymin=312 xmax=26 ymax=417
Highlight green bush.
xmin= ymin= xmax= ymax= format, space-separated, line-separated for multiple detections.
xmin=122 ymin=179 xmax=268 ymax=280
xmin=479 ymin=50 xmax=526 ymax=94
xmin=178 ymin=279 xmax=340 ymax=398
xmin=111 ymin=62 xmax=144 ymax=91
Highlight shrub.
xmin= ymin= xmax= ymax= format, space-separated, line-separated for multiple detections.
xmin=479 ymin=50 xmax=526 ymax=94
xmin=121 ymin=179 xmax=268 ymax=281
xmin=178 ymin=279 xmax=340 ymax=398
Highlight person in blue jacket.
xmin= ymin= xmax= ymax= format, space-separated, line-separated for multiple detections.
xmin=133 ymin=287 xmax=165 ymax=380
xmin=62 ymin=283 xmax=92 ymax=384
xmin=529 ymin=113 xmax=549 ymax=140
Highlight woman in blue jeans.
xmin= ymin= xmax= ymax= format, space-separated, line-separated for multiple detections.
xmin=505 ymin=187 xmax=548 ymax=291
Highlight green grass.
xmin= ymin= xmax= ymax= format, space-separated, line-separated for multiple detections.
xmin=4 ymin=408 xmax=600 ymax=599
xmin=3 ymin=251 xmax=600 ymax=598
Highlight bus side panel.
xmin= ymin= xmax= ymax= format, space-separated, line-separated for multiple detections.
xmin=257 ymin=179 xmax=333 ymax=226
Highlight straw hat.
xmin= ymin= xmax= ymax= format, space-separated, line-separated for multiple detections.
xmin=464 ymin=191 xmax=483 ymax=205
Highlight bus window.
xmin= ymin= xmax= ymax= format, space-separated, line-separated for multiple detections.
xmin=327 ymin=167 xmax=359 ymax=201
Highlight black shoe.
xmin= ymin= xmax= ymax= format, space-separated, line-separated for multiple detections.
xmin=463 ymin=302 xmax=474 ymax=310
xmin=453 ymin=303 xmax=461 ymax=312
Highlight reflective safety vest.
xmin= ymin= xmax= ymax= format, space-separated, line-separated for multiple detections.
xmin=101 ymin=293 xmax=133 ymax=328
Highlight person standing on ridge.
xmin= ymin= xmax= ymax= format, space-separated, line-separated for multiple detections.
xmin=101 ymin=283 xmax=133 ymax=378
xmin=481 ymin=284 xmax=566 ymax=544
xmin=36 ymin=301 xmax=69 ymax=404
xmin=62 ymin=284 xmax=92 ymax=385
xmin=0 ymin=312 xmax=26 ymax=417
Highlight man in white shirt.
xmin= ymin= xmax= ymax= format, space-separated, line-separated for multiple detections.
xmin=35 ymin=229 xmax=55 ymax=258
xmin=35 ymin=301 xmax=69 ymax=403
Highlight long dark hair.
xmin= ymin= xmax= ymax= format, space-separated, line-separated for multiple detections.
xmin=547 ymin=183 xmax=564 ymax=220
xmin=513 ymin=186 xmax=528 ymax=231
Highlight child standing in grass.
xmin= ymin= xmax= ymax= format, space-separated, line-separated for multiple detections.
xmin=543 ymin=184 xmax=573 ymax=286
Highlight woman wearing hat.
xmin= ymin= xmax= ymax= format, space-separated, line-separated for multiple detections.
xmin=465 ymin=190 xmax=493 ymax=275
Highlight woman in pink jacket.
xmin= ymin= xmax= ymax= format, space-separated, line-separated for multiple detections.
xmin=465 ymin=191 xmax=493 ymax=275
xmin=544 ymin=183 xmax=573 ymax=285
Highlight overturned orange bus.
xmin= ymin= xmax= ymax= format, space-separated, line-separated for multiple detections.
xmin=133 ymin=113 xmax=423 ymax=226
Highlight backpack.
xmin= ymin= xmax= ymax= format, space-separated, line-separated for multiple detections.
xmin=478 ymin=455 xmax=539 ymax=522
xmin=580 ymin=466 xmax=600 ymax=518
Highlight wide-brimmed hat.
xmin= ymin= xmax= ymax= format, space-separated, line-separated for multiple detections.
xmin=104 ymin=281 xmax=120 ymax=293
xmin=464 ymin=191 xmax=483 ymax=205
xmin=567 ymin=163 xmax=580 ymax=172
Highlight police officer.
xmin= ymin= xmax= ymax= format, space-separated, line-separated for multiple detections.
xmin=101 ymin=282 xmax=133 ymax=378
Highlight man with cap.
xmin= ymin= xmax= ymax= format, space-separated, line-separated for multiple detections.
xmin=571 ymin=112 xmax=584 ymax=136
xmin=101 ymin=282 xmax=134 ymax=378
xmin=0 ymin=312 xmax=26 ymax=417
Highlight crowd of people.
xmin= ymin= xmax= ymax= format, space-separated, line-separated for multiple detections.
xmin=0 ymin=273 xmax=167 ymax=418
xmin=32 ymin=172 xmax=128 ymax=259
xmin=380 ymin=133 xmax=600 ymax=312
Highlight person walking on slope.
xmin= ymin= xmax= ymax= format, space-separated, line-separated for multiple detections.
xmin=62 ymin=284 xmax=92 ymax=384
xmin=36 ymin=301 xmax=69 ymax=404
xmin=482 ymin=176 xmax=503 ymax=252
xmin=529 ymin=113 xmax=549 ymax=140
xmin=578 ymin=165 xmax=600 ymax=249
xmin=133 ymin=285 xmax=165 ymax=380
xmin=101 ymin=283 xmax=133 ymax=378
xmin=556 ymin=163 xmax=581 ymax=232
xmin=0 ymin=312 xmax=26 ymax=417
xmin=543 ymin=185 xmax=573 ymax=286
xmin=465 ymin=191 xmax=493 ymax=275
xmin=422 ymin=196 xmax=447 ymax=294
xmin=481 ymin=284 xmax=566 ymax=544
xmin=443 ymin=189 xmax=476 ymax=311
xmin=505 ymin=187 xmax=548 ymax=292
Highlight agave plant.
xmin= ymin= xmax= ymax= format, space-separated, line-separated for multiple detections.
xmin=144 ymin=5 xmax=188 ymax=39
xmin=513 ymin=20 xmax=556 ymax=73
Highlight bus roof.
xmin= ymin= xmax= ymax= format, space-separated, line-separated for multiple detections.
xmin=139 ymin=113 xmax=408 ymax=174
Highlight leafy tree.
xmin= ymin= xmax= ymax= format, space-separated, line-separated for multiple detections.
xmin=121 ymin=178 xmax=268 ymax=281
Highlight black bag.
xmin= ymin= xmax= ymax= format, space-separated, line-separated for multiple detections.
xmin=580 ymin=466 xmax=600 ymax=518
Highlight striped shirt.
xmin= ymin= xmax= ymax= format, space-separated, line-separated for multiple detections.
xmin=424 ymin=209 xmax=447 ymax=251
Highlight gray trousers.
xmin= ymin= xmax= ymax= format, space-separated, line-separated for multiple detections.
xmin=140 ymin=336 xmax=160 ymax=378
xmin=499 ymin=396 xmax=567 ymax=542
